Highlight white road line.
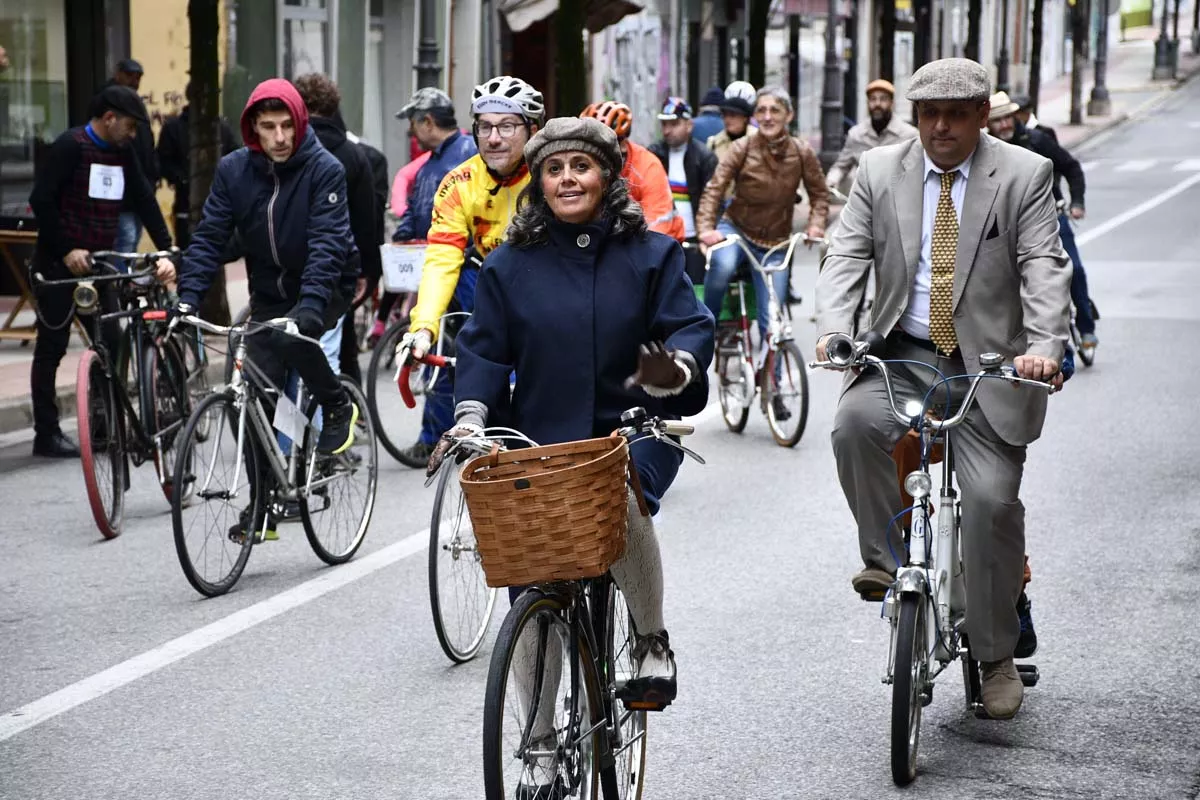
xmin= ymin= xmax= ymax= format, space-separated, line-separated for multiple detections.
xmin=1188 ymin=121 xmax=1200 ymax=129
xmin=1114 ymin=160 xmax=1156 ymax=172
xmin=0 ymin=528 xmax=430 ymax=743
xmin=1076 ymin=171 xmax=1200 ymax=247
xmin=1172 ymin=159 xmax=1200 ymax=172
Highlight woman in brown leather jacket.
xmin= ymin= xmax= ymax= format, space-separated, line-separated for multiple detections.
xmin=695 ymin=86 xmax=830 ymax=343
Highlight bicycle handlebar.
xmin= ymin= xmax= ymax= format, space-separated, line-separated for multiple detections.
xmin=398 ymin=352 xmax=455 ymax=409
xmin=809 ymin=332 xmax=1056 ymax=433
xmin=704 ymin=232 xmax=825 ymax=274
xmin=174 ymin=314 xmax=323 ymax=348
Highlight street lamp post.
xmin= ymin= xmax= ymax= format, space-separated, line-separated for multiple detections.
xmin=820 ymin=0 xmax=845 ymax=170
xmin=1193 ymin=0 xmax=1199 ymax=55
xmin=997 ymin=0 xmax=1012 ymax=91
xmin=415 ymin=0 xmax=442 ymax=88
xmin=1088 ymin=0 xmax=1112 ymax=115
xmin=1153 ymin=0 xmax=1175 ymax=78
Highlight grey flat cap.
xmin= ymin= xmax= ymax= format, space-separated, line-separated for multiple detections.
xmin=524 ymin=117 xmax=623 ymax=177
xmin=906 ymin=58 xmax=990 ymax=102
xmin=396 ymin=87 xmax=454 ymax=119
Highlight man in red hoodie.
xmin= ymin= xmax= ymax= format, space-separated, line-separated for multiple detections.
xmin=176 ymin=79 xmax=361 ymax=538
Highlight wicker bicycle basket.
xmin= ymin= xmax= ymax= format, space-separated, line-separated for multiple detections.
xmin=459 ymin=434 xmax=640 ymax=588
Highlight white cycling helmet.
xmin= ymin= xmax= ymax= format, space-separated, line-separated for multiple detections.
xmin=471 ymin=75 xmax=545 ymax=123
xmin=721 ymin=80 xmax=757 ymax=116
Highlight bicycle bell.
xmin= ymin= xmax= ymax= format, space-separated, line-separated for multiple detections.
xmin=978 ymin=352 xmax=1004 ymax=369
xmin=73 ymin=281 xmax=99 ymax=314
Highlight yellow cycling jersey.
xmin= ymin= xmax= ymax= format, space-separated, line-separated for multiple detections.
xmin=409 ymin=154 xmax=530 ymax=338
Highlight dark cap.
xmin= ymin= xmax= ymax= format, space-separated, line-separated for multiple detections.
xmin=91 ymin=85 xmax=149 ymax=124
xmin=658 ymin=97 xmax=693 ymax=121
xmin=116 ymin=58 xmax=144 ymax=75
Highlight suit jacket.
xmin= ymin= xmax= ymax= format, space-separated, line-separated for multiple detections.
xmin=816 ymin=134 xmax=1071 ymax=446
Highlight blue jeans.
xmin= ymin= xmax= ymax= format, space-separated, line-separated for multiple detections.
xmin=702 ymin=219 xmax=789 ymax=338
xmin=114 ymin=212 xmax=142 ymax=255
xmin=508 ymin=436 xmax=683 ymax=604
xmin=419 ymin=268 xmax=479 ymax=446
xmin=1058 ymin=214 xmax=1094 ymax=335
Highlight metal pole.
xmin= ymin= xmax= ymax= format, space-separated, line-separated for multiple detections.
xmin=997 ymin=0 xmax=1011 ymax=91
xmin=820 ymin=0 xmax=845 ymax=169
xmin=1154 ymin=0 xmax=1174 ymax=77
xmin=966 ymin=0 xmax=982 ymax=59
xmin=415 ymin=0 xmax=441 ymax=88
xmin=1193 ymin=0 xmax=1200 ymax=54
xmin=1069 ymin=0 xmax=1086 ymax=123
xmin=1088 ymin=0 xmax=1112 ymax=114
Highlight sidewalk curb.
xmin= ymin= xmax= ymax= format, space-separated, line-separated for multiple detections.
xmin=1071 ymin=63 xmax=1200 ymax=154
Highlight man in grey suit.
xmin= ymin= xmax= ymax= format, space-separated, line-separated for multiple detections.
xmin=815 ymin=58 xmax=1071 ymax=719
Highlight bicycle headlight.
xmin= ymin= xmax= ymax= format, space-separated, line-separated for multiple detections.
xmin=73 ymin=281 xmax=99 ymax=314
xmin=904 ymin=471 xmax=933 ymax=500
xmin=904 ymin=399 xmax=924 ymax=418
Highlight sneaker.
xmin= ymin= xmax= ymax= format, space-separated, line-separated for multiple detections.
xmin=851 ymin=566 xmax=894 ymax=599
xmin=770 ymin=394 xmax=792 ymax=422
xmin=228 ymin=505 xmax=278 ymax=543
xmin=1015 ymin=592 xmax=1037 ymax=658
xmin=619 ymin=631 xmax=677 ymax=709
xmin=316 ymin=397 xmax=358 ymax=455
xmin=398 ymin=440 xmax=435 ymax=468
xmin=366 ymin=319 xmax=386 ymax=348
xmin=1080 ymin=332 xmax=1098 ymax=349
xmin=33 ymin=431 xmax=81 ymax=458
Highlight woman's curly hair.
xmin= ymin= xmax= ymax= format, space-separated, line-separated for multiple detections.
xmin=506 ymin=164 xmax=647 ymax=249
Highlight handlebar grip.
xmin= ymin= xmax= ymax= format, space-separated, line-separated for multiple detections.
xmin=420 ymin=354 xmax=450 ymax=368
xmin=142 ymin=310 xmax=167 ymax=322
xmin=398 ymin=364 xmax=417 ymax=408
xmin=661 ymin=421 xmax=694 ymax=437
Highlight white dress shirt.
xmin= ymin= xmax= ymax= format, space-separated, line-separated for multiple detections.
xmin=898 ymin=150 xmax=975 ymax=340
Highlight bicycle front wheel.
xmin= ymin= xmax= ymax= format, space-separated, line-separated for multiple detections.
xmin=891 ymin=593 xmax=928 ymax=786
xmin=596 ymin=580 xmax=647 ymax=800
xmin=429 ymin=459 xmax=497 ymax=663
xmin=300 ymin=378 xmax=378 ymax=564
xmin=483 ymin=590 xmax=603 ymax=800
xmin=365 ymin=317 xmax=429 ymax=467
xmin=716 ymin=333 xmax=751 ymax=433
xmin=144 ymin=339 xmax=193 ymax=503
xmin=172 ymin=392 xmax=260 ymax=597
xmin=76 ymin=349 xmax=126 ymax=539
xmin=763 ymin=340 xmax=810 ymax=447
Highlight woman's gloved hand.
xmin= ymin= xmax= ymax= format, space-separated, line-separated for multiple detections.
xmin=426 ymin=424 xmax=482 ymax=477
xmin=625 ymin=341 xmax=690 ymax=396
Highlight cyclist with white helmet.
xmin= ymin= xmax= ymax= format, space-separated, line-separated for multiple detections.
xmin=394 ymin=76 xmax=543 ymax=465
xmin=706 ymin=80 xmax=758 ymax=163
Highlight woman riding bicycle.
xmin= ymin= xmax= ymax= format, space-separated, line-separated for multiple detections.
xmin=434 ymin=117 xmax=714 ymax=717
xmin=695 ymin=86 xmax=830 ymax=342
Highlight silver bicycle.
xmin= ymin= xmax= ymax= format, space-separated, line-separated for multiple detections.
xmin=812 ymin=333 xmax=1053 ymax=785
xmin=705 ymin=232 xmax=820 ymax=446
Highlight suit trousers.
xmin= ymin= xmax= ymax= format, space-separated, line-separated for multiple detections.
xmin=830 ymin=337 xmax=1027 ymax=662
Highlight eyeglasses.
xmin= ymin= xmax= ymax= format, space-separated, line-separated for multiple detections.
xmin=474 ymin=121 xmax=525 ymax=139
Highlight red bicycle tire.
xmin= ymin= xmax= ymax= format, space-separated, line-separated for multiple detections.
xmin=76 ymin=349 xmax=125 ymax=539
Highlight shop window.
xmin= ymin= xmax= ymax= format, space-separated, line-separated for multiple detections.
xmin=281 ymin=0 xmax=332 ymax=79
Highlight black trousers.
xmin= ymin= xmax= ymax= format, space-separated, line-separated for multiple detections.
xmin=31 ymin=261 xmax=121 ymax=437
xmin=245 ymin=297 xmax=349 ymax=410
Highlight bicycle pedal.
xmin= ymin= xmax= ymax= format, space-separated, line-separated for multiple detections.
xmin=622 ymin=697 xmax=671 ymax=712
xmin=859 ymin=589 xmax=887 ymax=603
xmin=1016 ymin=664 xmax=1040 ymax=687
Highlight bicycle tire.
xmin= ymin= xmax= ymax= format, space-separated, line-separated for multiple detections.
xmin=763 ymin=340 xmax=810 ymax=447
xmin=177 ymin=327 xmax=213 ymax=442
xmin=365 ymin=316 xmax=428 ymax=467
xmin=171 ymin=391 xmax=260 ymax=597
xmin=891 ymin=593 xmax=927 ymax=786
xmin=716 ymin=335 xmax=750 ymax=433
xmin=145 ymin=340 xmax=193 ymax=503
xmin=594 ymin=580 xmax=646 ymax=800
xmin=300 ymin=378 xmax=378 ymax=565
xmin=76 ymin=349 xmax=126 ymax=540
xmin=483 ymin=590 xmax=603 ymax=800
xmin=428 ymin=459 xmax=497 ymax=663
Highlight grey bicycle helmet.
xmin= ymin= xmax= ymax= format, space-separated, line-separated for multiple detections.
xmin=471 ymin=75 xmax=545 ymax=123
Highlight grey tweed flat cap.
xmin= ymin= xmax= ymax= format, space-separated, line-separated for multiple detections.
xmin=906 ymin=58 xmax=990 ymax=102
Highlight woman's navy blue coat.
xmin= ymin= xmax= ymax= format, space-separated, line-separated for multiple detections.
xmin=454 ymin=218 xmax=715 ymax=447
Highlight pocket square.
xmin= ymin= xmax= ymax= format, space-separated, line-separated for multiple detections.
xmin=985 ymin=218 xmax=1000 ymax=240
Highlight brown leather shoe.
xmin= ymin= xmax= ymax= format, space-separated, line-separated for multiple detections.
xmin=980 ymin=658 xmax=1024 ymax=719
xmin=851 ymin=567 xmax=894 ymax=599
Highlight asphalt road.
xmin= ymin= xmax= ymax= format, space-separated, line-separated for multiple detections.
xmin=3 ymin=79 xmax=1200 ymax=800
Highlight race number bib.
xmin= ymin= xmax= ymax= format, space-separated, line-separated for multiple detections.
xmin=381 ymin=243 xmax=427 ymax=293
xmin=88 ymin=164 xmax=125 ymax=201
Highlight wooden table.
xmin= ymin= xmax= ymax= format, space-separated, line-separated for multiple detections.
xmin=0 ymin=229 xmax=39 ymax=342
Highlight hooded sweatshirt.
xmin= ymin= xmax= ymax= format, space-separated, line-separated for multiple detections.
xmin=179 ymin=78 xmax=359 ymax=316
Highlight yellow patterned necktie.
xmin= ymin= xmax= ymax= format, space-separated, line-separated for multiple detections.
xmin=928 ymin=170 xmax=959 ymax=355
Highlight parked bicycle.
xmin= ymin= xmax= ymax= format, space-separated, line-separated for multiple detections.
xmin=169 ymin=313 xmax=378 ymax=597
xmin=703 ymin=232 xmax=815 ymax=446
xmin=811 ymin=333 xmax=1053 ymax=785
xmin=32 ymin=249 xmax=189 ymax=539
xmin=472 ymin=406 xmax=702 ymax=800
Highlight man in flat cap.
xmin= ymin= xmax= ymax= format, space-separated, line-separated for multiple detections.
xmin=815 ymin=58 xmax=1071 ymax=720
xmin=825 ymin=78 xmax=918 ymax=194
xmin=106 ymin=59 xmax=158 ymax=253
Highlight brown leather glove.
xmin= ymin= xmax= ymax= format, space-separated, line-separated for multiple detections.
xmin=624 ymin=341 xmax=687 ymax=392
xmin=425 ymin=425 xmax=480 ymax=478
